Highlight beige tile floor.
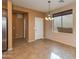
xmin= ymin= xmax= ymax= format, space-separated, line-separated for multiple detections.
xmin=3 ymin=39 xmax=76 ymax=59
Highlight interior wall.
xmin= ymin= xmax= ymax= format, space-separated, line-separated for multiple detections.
xmin=3 ymin=4 xmax=45 ymax=43
xmin=45 ymin=2 xmax=76 ymax=47
xmin=2 ymin=1 xmax=13 ymax=50
xmin=2 ymin=2 xmax=7 ymax=9
xmin=7 ymin=0 xmax=13 ymax=50
xmin=2 ymin=9 xmax=7 ymax=16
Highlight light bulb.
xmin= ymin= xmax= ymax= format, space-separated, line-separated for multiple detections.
xmin=48 ymin=17 xmax=51 ymax=20
xmin=52 ymin=17 xmax=54 ymax=20
xmin=45 ymin=17 xmax=48 ymax=21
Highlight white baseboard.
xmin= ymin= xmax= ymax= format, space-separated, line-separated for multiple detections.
xmin=28 ymin=40 xmax=35 ymax=42
xmin=45 ymin=38 xmax=76 ymax=48
xmin=8 ymin=48 xmax=13 ymax=51
xmin=28 ymin=38 xmax=45 ymax=43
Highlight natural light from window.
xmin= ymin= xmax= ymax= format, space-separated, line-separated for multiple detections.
xmin=50 ymin=53 xmax=62 ymax=59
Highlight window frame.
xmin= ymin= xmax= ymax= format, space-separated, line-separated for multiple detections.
xmin=52 ymin=9 xmax=73 ymax=33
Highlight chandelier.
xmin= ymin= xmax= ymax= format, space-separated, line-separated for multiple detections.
xmin=45 ymin=0 xmax=54 ymax=21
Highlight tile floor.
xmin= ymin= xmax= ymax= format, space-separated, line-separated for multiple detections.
xmin=3 ymin=39 xmax=76 ymax=59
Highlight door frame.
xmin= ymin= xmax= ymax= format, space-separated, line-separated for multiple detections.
xmin=12 ymin=10 xmax=29 ymax=41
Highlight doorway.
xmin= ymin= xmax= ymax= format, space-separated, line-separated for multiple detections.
xmin=12 ymin=10 xmax=28 ymax=48
xmin=35 ymin=17 xmax=44 ymax=40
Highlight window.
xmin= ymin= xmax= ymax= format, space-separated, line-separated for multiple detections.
xmin=53 ymin=16 xmax=62 ymax=32
xmin=52 ymin=9 xmax=73 ymax=33
xmin=62 ymin=14 xmax=73 ymax=28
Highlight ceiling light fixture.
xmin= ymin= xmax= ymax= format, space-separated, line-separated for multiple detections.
xmin=45 ymin=0 xmax=54 ymax=21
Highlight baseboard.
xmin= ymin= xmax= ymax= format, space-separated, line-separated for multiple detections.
xmin=8 ymin=48 xmax=13 ymax=51
xmin=28 ymin=40 xmax=35 ymax=42
xmin=28 ymin=38 xmax=45 ymax=43
xmin=15 ymin=36 xmax=24 ymax=39
xmin=45 ymin=38 xmax=76 ymax=48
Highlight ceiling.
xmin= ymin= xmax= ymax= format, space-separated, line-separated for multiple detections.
xmin=12 ymin=0 xmax=75 ymax=12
